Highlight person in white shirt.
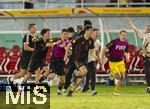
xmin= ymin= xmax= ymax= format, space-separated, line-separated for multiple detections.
xmin=126 ymin=17 xmax=150 ymax=93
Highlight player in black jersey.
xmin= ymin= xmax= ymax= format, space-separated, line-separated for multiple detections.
xmin=64 ymin=25 xmax=95 ymax=96
xmin=63 ymin=27 xmax=77 ymax=92
xmin=7 ymin=23 xmax=37 ymax=84
xmin=18 ymin=28 xmax=52 ymax=93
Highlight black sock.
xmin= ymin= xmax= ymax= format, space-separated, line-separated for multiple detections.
xmin=69 ymin=90 xmax=73 ymax=93
xmin=58 ymin=83 xmax=64 ymax=90
xmin=39 ymin=75 xmax=47 ymax=83
xmin=21 ymin=84 xmax=25 ymax=87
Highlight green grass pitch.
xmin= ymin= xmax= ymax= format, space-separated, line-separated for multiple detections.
xmin=50 ymin=85 xmax=150 ymax=109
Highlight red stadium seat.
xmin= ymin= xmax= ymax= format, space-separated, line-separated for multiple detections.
xmin=0 ymin=47 xmax=9 ymax=74
xmin=127 ymin=48 xmax=144 ymax=74
xmin=128 ymin=44 xmax=136 ymax=54
xmin=7 ymin=45 xmax=21 ymax=74
xmin=126 ymin=52 xmax=136 ymax=71
xmin=126 ymin=44 xmax=136 ymax=73
xmin=135 ymin=49 xmax=144 ymax=73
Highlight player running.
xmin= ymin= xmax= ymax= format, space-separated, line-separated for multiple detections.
xmin=49 ymin=29 xmax=68 ymax=95
xmin=7 ymin=23 xmax=37 ymax=85
xmin=18 ymin=28 xmax=52 ymax=94
xmin=64 ymin=25 xmax=95 ymax=97
xmin=100 ymin=30 xmax=130 ymax=95
xmin=82 ymin=28 xmax=101 ymax=96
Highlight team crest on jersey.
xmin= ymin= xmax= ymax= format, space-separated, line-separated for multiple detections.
xmin=72 ymin=39 xmax=76 ymax=44
xmin=81 ymin=41 xmax=85 ymax=44
xmin=49 ymin=38 xmax=53 ymax=43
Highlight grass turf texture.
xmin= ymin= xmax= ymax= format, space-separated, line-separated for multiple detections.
xmin=50 ymin=85 xmax=150 ymax=109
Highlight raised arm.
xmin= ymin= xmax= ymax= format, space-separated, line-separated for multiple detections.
xmin=125 ymin=17 xmax=143 ymax=39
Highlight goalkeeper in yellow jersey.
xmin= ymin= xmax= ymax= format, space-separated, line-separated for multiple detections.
xmin=100 ymin=30 xmax=130 ymax=95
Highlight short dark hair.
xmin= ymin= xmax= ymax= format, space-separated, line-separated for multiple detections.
xmin=84 ymin=20 xmax=92 ymax=26
xmin=84 ymin=25 xmax=93 ymax=31
xmin=40 ymin=28 xmax=50 ymax=37
xmin=93 ymin=28 xmax=99 ymax=32
xmin=77 ymin=25 xmax=82 ymax=30
xmin=120 ymin=30 xmax=127 ymax=34
xmin=28 ymin=23 xmax=36 ymax=30
xmin=61 ymin=28 xmax=68 ymax=33
xmin=67 ymin=27 xmax=75 ymax=33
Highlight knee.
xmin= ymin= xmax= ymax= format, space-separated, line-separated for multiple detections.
xmin=80 ymin=67 xmax=88 ymax=75
xmin=50 ymin=73 xmax=55 ymax=79
xmin=26 ymin=73 xmax=32 ymax=79
xmin=79 ymin=70 xmax=87 ymax=77
xmin=113 ymin=73 xmax=121 ymax=80
xmin=122 ymin=75 xmax=126 ymax=80
xmin=20 ymin=73 xmax=25 ymax=77
xmin=20 ymin=70 xmax=26 ymax=77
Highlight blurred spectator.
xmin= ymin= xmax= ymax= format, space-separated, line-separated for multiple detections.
xmin=108 ymin=0 xmax=117 ymax=7
xmin=130 ymin=0 xmax=144 ymax=7
xmin=74 ymin=25 xmax=82 ymax=37
xmin=24 ymin=0 xmax=34 ymax=9
xmin=76 ymin=0 xmax=82 ymax=7
xmin=119 ymin=0 xmax=128 ymax=7
xmin=145 ymin=0 xmax=150 ymax=7
xmin=84 ymin=0 xmax=110 ymax=7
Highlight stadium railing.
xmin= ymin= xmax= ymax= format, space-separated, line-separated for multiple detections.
xmin=0 ymin=0 xmax=150 ymax=9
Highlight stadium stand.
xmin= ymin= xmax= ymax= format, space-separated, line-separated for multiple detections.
xmin=0 ymin=47 xmax=8 ymax=74
xmin=6 ymin=45 xmax=21 ymax=74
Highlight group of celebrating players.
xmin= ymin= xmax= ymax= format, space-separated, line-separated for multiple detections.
xmin=7 ymin=17 xmax=150 ymax=96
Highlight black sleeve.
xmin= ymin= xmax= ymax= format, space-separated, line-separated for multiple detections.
xmin=35 ymin=38 xmax=42 ymax=46
xmin=23 ymin=34 xmax=27 ymax=43
xmin=89 ymin=38 xmax=95 ymax=49
xmin=106 ymin=40 xmax=114 ymax=50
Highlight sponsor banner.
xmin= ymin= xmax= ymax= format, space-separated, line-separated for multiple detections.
xmin=0 ymin=8 xmax=150 ymax=17
xmin=76 ymin=7 xmax=150 ymax=14
xmin=1 ymin=8 xmax=73 ymax=17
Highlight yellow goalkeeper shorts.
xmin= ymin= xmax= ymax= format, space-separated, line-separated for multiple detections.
xmin=109 ymin=60 xmax=126 ymax=75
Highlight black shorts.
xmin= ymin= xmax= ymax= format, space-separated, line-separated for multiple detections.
xmin=19 ymin=56 xmax=31 ymax=70
xmin=49 ymin=57 xmax=65 ymax=76
xmin=87 ymin=61 xmax=96 ymax=74
xmin=28 ymin=60 xmax=48 ymax=74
